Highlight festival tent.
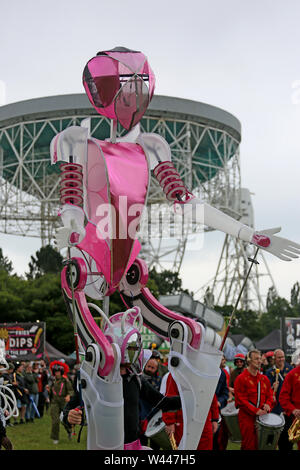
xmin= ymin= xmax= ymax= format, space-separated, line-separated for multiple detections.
xmin=229 ymin=334 xmax=255 ymax=350
xmin=255 ymin=329 xmax=281 ymax=352
xmin=44 ymin=341 xmax=76 ymax=366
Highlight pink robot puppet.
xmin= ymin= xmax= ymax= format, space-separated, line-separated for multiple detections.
xmin=50 ymin=47 xmax=300 ymax=450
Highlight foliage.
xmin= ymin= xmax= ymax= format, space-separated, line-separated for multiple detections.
xmin=26 ymin=244 xmax=63 ymax=279
xmin=148 ymin=267 xmax=192 ymax=296
xmin=0 ymin=247 xmax=13 ymax=274
xmin=215 ymin=283 xmax=300 ymax=342
xmin=215 ymin=304 xmax=264 ymax=341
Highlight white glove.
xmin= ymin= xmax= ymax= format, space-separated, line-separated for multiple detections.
xmin=55 ymin=204 xmax=86 ymax=250
xmin=55 ymin=220 xmax=86 ymax=250
xmin=251 ymin=227 xmax=300 ymax=261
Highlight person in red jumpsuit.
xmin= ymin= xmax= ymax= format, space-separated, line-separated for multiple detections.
xmin=162 ymin=373 xmax=219 ymax=450
xmin=279 ymin=348 xmax=300 ymax=450
xmin=234 ymin=349 xmax=274 ymax=450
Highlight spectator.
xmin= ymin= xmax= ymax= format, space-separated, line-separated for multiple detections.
xmin=37 ymin=360 xmax=50 ymax=418
xmin=143 ymin=358 xmax=162 ymax=391
xmin=228 ymin=353 xmax=246 ymax=401
xmin=261 ymin=351 xmax=275 ymax=374
xmin=11 ymin=362 xmax=29 ymax=425
xmin=150 ymin=348 xmax=168 ymax=377
xmin=213 ymin=361 xmax=229 ymax=450
xmin=266 ymin=348 xmax=293 ymax=451
xmin=140 ymin=357 xmax=163 ymax=449
xmin=23 ymin=362 xmax=39 ymax=423
xmin=48 ymin=360 xmax=73 ymax=444
xmin=220 ymin=354 xmax=230 ymax=387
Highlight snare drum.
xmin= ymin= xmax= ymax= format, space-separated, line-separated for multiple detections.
xmin=256 ymin=412 xmax=285 ymax=450
xmin=221 ymin=402 xmax=241 ymax=443
xmin=145 ymin=410 xmax=172 ymax=450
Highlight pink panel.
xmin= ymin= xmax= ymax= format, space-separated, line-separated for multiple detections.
xmin=78 ymin=139 xmax=148 ymax=289
xmin=77 ymin=222 xmax=111 ymax=285
xmin=99 ymin=141 xmax=149 ymax=288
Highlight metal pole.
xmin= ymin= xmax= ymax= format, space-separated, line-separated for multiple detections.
xmin=220 ymin=247 xmax=260 ymax=351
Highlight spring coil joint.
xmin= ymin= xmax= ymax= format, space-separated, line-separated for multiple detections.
xmin=60 ymin=162 xmax=84 ymax=207
xmin=153 ymin=161 xmax=193 ymax=202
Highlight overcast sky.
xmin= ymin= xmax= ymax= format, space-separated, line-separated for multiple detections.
xmin=0 ymin=0 xmax=300 ymax=305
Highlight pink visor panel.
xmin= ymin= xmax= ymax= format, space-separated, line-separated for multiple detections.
xmin=83 ymin=47 xmax=155 ymax=130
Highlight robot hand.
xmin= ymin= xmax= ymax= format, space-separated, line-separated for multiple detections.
xmin=56 ymin=220 xmax=86 ymax=250
xmin=251 ymin=227 xmax=300 ymax=261
xmin=56 ymin=204 xmax=86 ymax=250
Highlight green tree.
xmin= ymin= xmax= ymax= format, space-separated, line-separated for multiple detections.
xmin=290 ymin=282 xmax=300 ymax=316
xmin=26 ymin=245 xmax=63 ymax=279
xmin=215 ymin=304 xmax=263 ymax=341
xmin=258 ymin=287 xmax=294 ymax=337
xmin=22 ymin=273 xmax=74 ymax=353
xmin=148 ymin=267 xmax=191 ymax=296
xmin=0 ymin=248 xmax=13 ymax=274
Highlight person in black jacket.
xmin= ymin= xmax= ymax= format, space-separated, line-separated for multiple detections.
xmin=63 ymin=361 xmax=181 ymax=449
xmin=213 ymin=368 xmax=229 ymax=450
xmin=11 ymin=362 xmax=29 ymax=425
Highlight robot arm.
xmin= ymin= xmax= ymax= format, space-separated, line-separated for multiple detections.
xmin=50 ymin=126 xmax=89 ymax=250
xmin=137 ymin=132 xmax=300 ymax=262
xmin=182 ymin=198 xmax=300 ymax=261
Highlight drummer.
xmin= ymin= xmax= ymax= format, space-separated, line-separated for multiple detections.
xmin=279 ymin=348 xmax=300 ymax=451
xmin=143 ymin=357 xmax=162 ymax=391
xmin=140 ymin=357 xmax=164 ymax=449
xmin=266 ymin=348 xmax=294 ymax=451
xmin=234 ymin=349 xmax=275 ymax=450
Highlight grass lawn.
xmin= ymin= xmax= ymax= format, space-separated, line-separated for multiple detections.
xmin=5 ymin=412 xmax=87 ymax=450
xmin=6 ymin=413 xmax=294 ymax=451
xmin=5 ymin=411 xmax=241 ymax=451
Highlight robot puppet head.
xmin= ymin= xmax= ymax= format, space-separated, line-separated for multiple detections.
xmin=83 ymin=46 xmax=155 ymax=131
xmin=103 ymin=306 xmax=143 ymax=367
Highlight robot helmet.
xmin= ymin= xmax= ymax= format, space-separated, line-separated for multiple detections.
xmin=82 ymin=47 xmax=155 ymax=131
xmin=103 ymin=306 xmax=143 ymax=366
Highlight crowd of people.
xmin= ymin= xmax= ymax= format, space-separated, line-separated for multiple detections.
xmin=141 ymin=347 xmax=300 ymax=451
xmin=0 ymin=358 xmax=78 ymax=449
xmin=65 ymin=346 xmax=300 ymax=451
xmin=0 ymin=346 xmax=300 ymax=451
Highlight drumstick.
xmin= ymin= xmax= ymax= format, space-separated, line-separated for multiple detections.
xmin=220 ymin=248 xmax=259 ymax=351
xmin=169 ymin=432 xmax=178 ymax=450
xmin=273 ymin=368 xmax=280 ymax=400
